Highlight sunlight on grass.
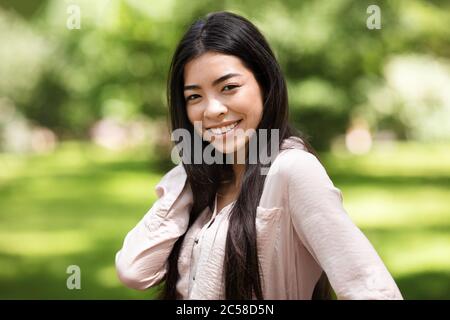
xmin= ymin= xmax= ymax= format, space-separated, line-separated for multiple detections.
xmin=343 ymin=187 xmax=449 ymax=228
xmin=364 ymin=229 xmax=450 ymax=274
xmin=328 ymin=141 xmax=450 ymax=177
xmin=105 ymin=173 xmax=161 ymax=201
xmin=96 ymin=265 xmax=123 ymax=289
xmin=0 ymin=230 xmax=93 ymax=257
xmin=386 ymin=241 xmax=450 ymax=276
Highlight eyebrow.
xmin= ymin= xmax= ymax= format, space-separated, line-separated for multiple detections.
xmin=184 ymin=73 xmax=242 ymax=91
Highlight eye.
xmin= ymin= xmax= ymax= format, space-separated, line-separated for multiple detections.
xmin=186 ymin=94 xmax=201 ymax=102
xmin=222 ymin=84 xmax=240 ymax=92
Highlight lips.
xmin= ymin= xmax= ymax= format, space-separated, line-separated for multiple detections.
xmin=205 ymin=119 xmax=242 ymax=138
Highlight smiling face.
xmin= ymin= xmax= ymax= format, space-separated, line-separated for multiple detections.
xmin=183 ymin=52 xmax=264 ymax=155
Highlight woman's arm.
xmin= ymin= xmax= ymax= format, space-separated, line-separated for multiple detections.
xmin=115 ymin=163 xmax=193 ymax=290
xmin=282 ymin=149 xmax=403 ymax=300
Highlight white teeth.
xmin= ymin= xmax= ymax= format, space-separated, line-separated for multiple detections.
xmin=207 ymin=121 xmax=240 ymax=135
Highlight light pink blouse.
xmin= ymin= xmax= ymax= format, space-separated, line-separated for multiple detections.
xmin=115 ymin=136 xmax=403 ymax=300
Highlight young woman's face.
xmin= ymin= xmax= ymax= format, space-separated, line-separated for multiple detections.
xmin=183 ymin=52 xmax=263 ymax=155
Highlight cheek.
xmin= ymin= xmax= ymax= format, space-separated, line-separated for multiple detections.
xmin=186 ymin=105 xmax=202 ymax=123
xmin=246 ymin=108 xmax=263 ymax=130
xmin=237 ymin=87 xmax=263 ymax=127
xmin=186 ymin=106 xmax=204 ymax=135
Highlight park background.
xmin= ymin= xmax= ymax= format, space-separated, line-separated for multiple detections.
xmin=0 ymin=0 xmax=449 ymax=299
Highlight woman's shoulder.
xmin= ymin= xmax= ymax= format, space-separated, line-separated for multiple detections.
xmin=257 ymin=136 xmax=328 ymax=208
xmin=269 ymin=136 xmax=339 ymax=196
xmin=265 ymin=136 xmax=342 ymax=209
xmin=154 ymin=163 xmax=188 ymax=199
xmin=280 ymin=135 xmax=308 ymax=151
xmin=272 ymin=136 xmax=323 ymax=178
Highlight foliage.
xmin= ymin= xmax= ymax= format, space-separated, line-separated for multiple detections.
xmin=1 ymin=0 xmax=449 ymax=150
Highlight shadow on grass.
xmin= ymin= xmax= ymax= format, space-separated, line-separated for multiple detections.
xmin=395 ymin=271 xmax=450 ymax=300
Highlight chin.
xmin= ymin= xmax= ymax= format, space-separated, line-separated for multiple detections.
xmin=212 ymin=136 xmax=247 ymax=155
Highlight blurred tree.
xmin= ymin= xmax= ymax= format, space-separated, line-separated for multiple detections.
xmin=0 ymin=0 xmax=449 ymax=150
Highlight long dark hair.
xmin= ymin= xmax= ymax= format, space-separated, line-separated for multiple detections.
xmin=161 ymin=11 xmax=332 ymax=300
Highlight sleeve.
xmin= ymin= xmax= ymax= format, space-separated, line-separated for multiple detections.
xmin=283 ymin=149 xmax=403 ymax=300
xmin=115 ymin=163 xmax=193 ymax=290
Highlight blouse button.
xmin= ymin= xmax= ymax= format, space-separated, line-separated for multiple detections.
xmin=194 ymin=238 xmax=199 ymax=244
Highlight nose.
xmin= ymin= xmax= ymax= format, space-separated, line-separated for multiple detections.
xmin=204 ymin=98 xmax=227 ymax=120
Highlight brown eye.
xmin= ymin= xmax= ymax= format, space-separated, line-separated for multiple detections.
xmin=222 ymin=84 xmax=239 ymax=92
xmin=186 ymin=94 xmax=200 ymax=101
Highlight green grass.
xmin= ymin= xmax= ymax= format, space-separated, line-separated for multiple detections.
xmin=0 ymin=141 xmax=449 ymax=299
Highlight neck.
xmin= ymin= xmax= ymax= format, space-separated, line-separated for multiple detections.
xmin=219 ymin=143 xmax=247 ymax=193
xmin=232 ymin=163 xmax=245 ymax=189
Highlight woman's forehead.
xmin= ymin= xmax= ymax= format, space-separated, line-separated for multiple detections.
xmin=184 ymin=52 xmax=249 ymax=84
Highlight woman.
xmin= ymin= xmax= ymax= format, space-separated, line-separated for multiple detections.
xmin=115 ymin=11 xmax=403 ymax=300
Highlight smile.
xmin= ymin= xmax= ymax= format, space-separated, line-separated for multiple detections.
xmin=206 ymin=120 xmax=242 ymax=136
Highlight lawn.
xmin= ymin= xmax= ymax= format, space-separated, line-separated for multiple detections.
xmin=0 ymin=141 xmax=449 ymax=299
